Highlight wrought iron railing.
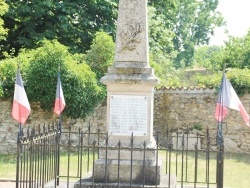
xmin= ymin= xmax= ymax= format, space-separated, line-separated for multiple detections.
xmin=16 ymin=124 xmax=222 ymax=188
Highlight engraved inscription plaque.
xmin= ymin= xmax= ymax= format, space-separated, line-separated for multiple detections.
xmin=109 ymin=95 xmax=148 ymax=136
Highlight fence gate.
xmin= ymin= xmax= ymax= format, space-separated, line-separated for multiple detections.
xmin=16 ymin=123 xmax=224 ymax=188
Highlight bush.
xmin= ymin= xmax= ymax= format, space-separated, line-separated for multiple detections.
xmin=25 ymin=39 xmax=105 ymax=119
xmin=227 ymin=68 xmax=250 ymax=95
xmin=0 ymin=39 xmax=105 ymax=120
xmin=190 ymin=68 xmax=250 ymax=94
xmin=0 ymin=58 xmax=17 ymax=97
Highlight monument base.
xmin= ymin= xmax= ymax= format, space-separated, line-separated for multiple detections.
xmin=93 ymin=159 xmax=162 ymax=185
xmin=74 ymin=174 xmax=177 ymax=188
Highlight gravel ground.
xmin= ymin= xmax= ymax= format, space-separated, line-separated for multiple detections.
xmin=0 ymin=179 xmax=75 ymax=188
xmin=0 ymin=179 xmax=16 ymax=188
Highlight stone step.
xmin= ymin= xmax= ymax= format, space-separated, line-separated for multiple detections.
xmin=74 ymin=174 xmax=176 ymax=188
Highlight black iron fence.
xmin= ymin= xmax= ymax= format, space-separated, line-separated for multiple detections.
xmin=16 ymin=123 xmax=60 ymax=188
xmin=16 ymin=123 xmax=223 ymax=188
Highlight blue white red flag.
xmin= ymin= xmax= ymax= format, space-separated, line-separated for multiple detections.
xmin=54 ymin=73 xmax=65 ymax=115
xmin=215 ymin=73 xmax=249 ymax=126
xmin=11 ymin=69 xmax=31 ymax=124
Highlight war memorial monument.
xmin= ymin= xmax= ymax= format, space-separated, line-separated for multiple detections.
xmin=93 ymin=0 xmax=161 ymax=185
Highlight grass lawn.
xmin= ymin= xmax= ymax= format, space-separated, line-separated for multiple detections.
xmin=159 ymin=151 xmax=250 ymax=188
xmin=1 ymin=152 xmax=250 ymax=188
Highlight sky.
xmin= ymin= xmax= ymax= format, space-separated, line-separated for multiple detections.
xmin=209 ymin=0 xmax=250 ymax=46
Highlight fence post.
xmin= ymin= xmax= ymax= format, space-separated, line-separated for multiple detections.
xmin=206 ymin=126 xmax=211 ymax=186
xmin=181 ymin=134 xmax=185 ymax=188
xmin=16 ymin=131 xmax=21 ymax=188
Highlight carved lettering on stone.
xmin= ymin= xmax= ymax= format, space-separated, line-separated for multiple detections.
xmin=109 ymin=95 xmax=148 ymax=136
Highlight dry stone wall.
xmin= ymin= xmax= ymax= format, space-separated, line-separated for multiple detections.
xmin=154 ymin=87 xmax=250 ymax=153
xmin=1 ymin=88 xmax=250 ymax=154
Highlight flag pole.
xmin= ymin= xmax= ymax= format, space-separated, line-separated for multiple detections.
xmin=58 ymin=64 xmax=62 ymax=135
xmin=17 ymin=61 xmax=22 ymax=135
xmin=17 ymin=61 xmax=24 ymax=145
xmin=16 ymin=60 xmax=22 ymax=188
xmin=57 ymin=63 xmax=61 ymax=186
xmin=216 ymin=64 xmax=226 ymax=188
xmin=13 ymin=59 xmax=31 ymax=188
xmin=53 ymin=62 xmax=65 ymax=185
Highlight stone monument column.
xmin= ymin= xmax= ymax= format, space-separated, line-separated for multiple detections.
xmin=95 ymin=0 xmax=160 ymax=185
xmin=101 ymin=0 xmax=158 ymax=143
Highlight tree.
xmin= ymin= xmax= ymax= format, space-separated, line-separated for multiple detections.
xmin=149 ymin=0 xmax=224 ymax=68
xmin=201 ymin=31 xmax=250 ymax=71
xmin=148 ymin=6 xmax=175 ymax=55
xmin=0 ymin=0 xmax=8 ymax=40
xmin=86 ymin=31 xmax=115 ymax=80
xmin=1 ymin=0 xmax=118 ymax=58
xmin=193 ymin=45 xmax=221 ymax=70
xmin=223 ymin=31 xmax=250 ymax=69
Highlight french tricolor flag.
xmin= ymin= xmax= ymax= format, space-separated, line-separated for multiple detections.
xmin=215 ymin=73 xmax=249 ymax=126
xmin=54 ymin=73 xmax=65 ymax=115
xmin=11 ymin=69 xmax=31 ymax=124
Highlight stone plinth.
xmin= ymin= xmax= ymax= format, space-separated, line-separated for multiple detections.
xmin=98 ymin=147 xmax=157 ymax=161
xmin=94 ymin=159 xmax=162 ymax=185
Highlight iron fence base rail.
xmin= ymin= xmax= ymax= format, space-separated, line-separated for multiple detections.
xmin=16 ymin=124 xmax=222 ymax=188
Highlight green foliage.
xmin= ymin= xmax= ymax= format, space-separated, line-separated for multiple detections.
xmin=148 ymin=6 xmax=180 ymax=88
xmin=1 ymin=0 xmax=223 ymax=71
xmin=148 ymin=6 xmax=175 ymax=55
xmin=222 ymin=32 xmax=250 ymax=69
xmin=150 ymin=59 xmax=184 ymax=88
xmin=227 ymin=68 xmax=250 ymax=95
xmin=190 ymin=73 xmax=221 ymax=88
xmin=86 ymin=31 xmax=115 ymax=80
xmin=193 ymin=45 xmax=222 ymax=70
xmin=0 ymin=0 xmax=8 ymax=40
xmin=0 ymin=39 xmax=106 ymax=120
xmin=189 ymin=68 xmax=250 ymax=94
xmin=0 ymin=82 xmax=3 ymax=96
xmin=188 ymin=123 xmax=203 ymax=132
xmin=12 ymin=40 xmax=105 ymax=120
xmin=0 ymin=58 xmax=17 ymax=97
xmin=0 ymin=49 xmax=32 ymax=97
xmin=192 ymin=123 xmax=203 ymax=131
xmin=193 ymin=30 xmax=250 ymax=72
xmin=1 ymin=0 xmax=118 ymax=58
xmin=152 ymin=0 xmax=223 ymax=68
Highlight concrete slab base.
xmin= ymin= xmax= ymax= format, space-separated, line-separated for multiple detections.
xmin=74 ymin=174 xmax=176 ymax=188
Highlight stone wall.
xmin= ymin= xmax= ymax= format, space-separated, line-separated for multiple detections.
xmin=1 ymin=87 xmax=250 ymax=154
xmin=154 ymin=87 xmax=250 ymax=153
